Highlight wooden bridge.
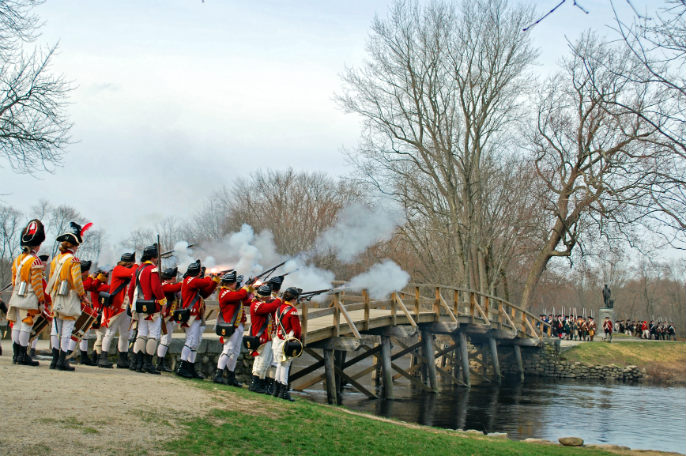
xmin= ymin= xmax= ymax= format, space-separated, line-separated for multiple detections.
xmin=285 ymin=284 xmax=552 ymax=404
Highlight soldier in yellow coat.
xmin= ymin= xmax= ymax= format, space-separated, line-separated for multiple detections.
xmin=47 ymin=221 xmax=92 ymax=371
xmin=7 ymin=219 xmax=47 ymax=367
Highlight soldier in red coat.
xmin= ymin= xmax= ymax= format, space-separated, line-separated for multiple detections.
xmin=272 ymin=287 xmax=302 ymax=401
xmin=248 ymin=284 xmax=282 ymax=393
xmin=87 ymin=269 xmax=110 ymax=364
xmin=101 ymin=252 xmax=137 ymax=368
xmin=176 ymin=260 xmax=219 ymax=379
xmin=213 ymin=271 xmax=254 ymax=386
xmin=130 ymin=244 xmax=167 ymax=375
xmin=75 ymin=260 xmax=99 ymax=365
xmin=156 ymin=266 xmax=182 ymax=372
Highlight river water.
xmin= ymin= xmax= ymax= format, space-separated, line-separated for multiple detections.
xmin=303 ymin=378 xmax=686 ymax=454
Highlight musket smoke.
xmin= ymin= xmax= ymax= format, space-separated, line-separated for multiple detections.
xmin=281 ymin=257 xmax=335 ymax=302
xmin=348 ymin=259 xmax=410 ymax=299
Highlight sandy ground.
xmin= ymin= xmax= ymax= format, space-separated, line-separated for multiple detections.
xmin=0 ymin=339 xmax=226 ymax=456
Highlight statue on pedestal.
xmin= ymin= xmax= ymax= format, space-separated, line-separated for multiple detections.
xmin=602 ymin=284 xmax=613 ymax=309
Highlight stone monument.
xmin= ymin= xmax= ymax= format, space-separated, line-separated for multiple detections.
xmin=599 ymin=284 xmax=614 ymax=322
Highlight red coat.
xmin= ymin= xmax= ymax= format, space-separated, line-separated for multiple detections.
xmin=161 ymin=280 xmax=182 ymax=318
xmin=275 ymin=302 xmax=302 ymax=340
xmin=218 ymin=286 xmax=250 ymax=326
xmin=102 ymin=264 xmax=137 ymax=327
xmin=249 ymin=298 xmax=281 ymax=345
xmin=132 ymin=262 xmax=165 ymax=319
xmin=180 ymin=275 xmax=218 ymax=316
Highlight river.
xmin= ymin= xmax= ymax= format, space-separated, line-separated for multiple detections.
xmin=302 ymin=378 xmax=686 ymax=454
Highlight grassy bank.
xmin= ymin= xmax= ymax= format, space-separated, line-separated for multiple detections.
xmin=165 ymin=383 xmax=619 ymax=456
xmin=562 ymin=340 xmax=686 ymax=384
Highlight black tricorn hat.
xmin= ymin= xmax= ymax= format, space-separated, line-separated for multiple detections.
xmin=121 ymin=252 xmax=136 ymax=263
xmin=56 ymin=221 xmax=92 ymax=246
xmin=80 ymin=260 xmax=92 ymax=273
xmin=20 ymin=219 xmax=46 ymax=248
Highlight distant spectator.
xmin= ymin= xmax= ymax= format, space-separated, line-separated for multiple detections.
xmin=602 ymin=316 xmax=613 ymax=342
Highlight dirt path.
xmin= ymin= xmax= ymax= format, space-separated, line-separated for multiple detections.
xmin=0 ymin=340 xmax=223 ymax=456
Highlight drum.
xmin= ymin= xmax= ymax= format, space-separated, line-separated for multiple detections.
xmin=71 ymin=306 xmax=99 ymax=342
xmin=29 ymin=309 xmax=53 ymax=342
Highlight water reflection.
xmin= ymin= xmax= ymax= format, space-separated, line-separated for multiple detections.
xmin=303 ymin=378 xmax=686 ymax=454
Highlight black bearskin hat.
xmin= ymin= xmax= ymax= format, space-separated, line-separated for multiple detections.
xmin=20 ymin=219 xmax=46 ymax=248
xmin=256 ymin=284 xmax=272 ymax=297
xmin=121 ymin=252 xmax=136 ymax=263
xmin=161 ymin=266 xmax=178 ymax=280
xmin=80 ymin=260 xmax=92 ymax=273
xmin=184 ymin=260 xmax=201 ymax=277
xmin=221 ymin=270 xmax=237 ymax=283
xmin=141 ymin=243 xmax=158 ymax=262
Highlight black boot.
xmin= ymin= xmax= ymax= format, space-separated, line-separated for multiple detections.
xmin=190 ymin=362 xmax=205 ymax=380
xmin=90 ymin=350 xmax=99 ymax=365
xmin=248 ymin=375 xmax=260 ymax=392
xmin=226 ymin=369 xmax=242 ymax=387
xmin=135 ymin=351 xmax=145 ymax=372
xmin=128 ymin=349 xmax=137 ymax=371
xmin=280 ymin=383 xmax=295 ymax=402
xmin=156 ymin=356 xmax=172 ymax=373
xmin=12 ymin=342 xmax=20 ymax=364
xmin=272 ymin=381 xmax=283 ymax=397
xmin=98 ymin=352 xmax=113 ymax=368
xmin=213 ymin=368 xmax=225 ymax=384
xmin=80 ymin=350 xmax=96 ymax=365
xmin=265 ymin=377 xmax=275 ymax=395
xmin=50 ymin=348 xmax=59 ymax=369
xmin=177 ymin=360 xmax=193 ymax=379
xmin=143 ymin=354 xmax=160 ymax=375
xmin=117 ymin=351 xmax=129 ymax=368
xmin=18 ymin=345 xmax=39 ymax=366
xmin=57 ymin=350 xmax=75 ymax=371
xmin=30 ymin=347 xmax=37 ymax=358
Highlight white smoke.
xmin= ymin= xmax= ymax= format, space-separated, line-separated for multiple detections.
xmin=281 ymin=257 xmax=335 ymax=299
xmin=348 ymin=259 xmax=410 ymax=299
xmin=314 ymin=202 xmax=405 ymax=263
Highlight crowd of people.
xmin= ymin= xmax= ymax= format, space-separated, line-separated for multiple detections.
xmin=539 ymin=314 xmax=677 ymax=342
xmin=1 ymin=219 xmax=305 ymax=402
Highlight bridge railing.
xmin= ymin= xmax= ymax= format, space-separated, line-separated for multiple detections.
xmin=297 ymin=284 xmax=551 ymax=345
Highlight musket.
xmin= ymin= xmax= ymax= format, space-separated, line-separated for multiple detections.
xmin=156 ymin=234 xmax=168 ymax=337
xmin=249 ymin=261 xmax=287 ymax=284
xmin=298 ymin=288 xmax=334 ymax=302
xmin=1 ymin=282 xmax=12 ymax=293
xmin=160 ymin=244 xmax=195 ymax=258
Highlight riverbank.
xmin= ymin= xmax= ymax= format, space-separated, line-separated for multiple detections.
xmin=1 ymin=348 xmax=681 ymax=456
xmin=561 ymin=340 xmax=686 ymax=385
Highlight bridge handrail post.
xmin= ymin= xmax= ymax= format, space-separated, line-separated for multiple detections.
xmin=453 ymin=289 xmax=459 ymax=318
xmin=469 ymin=292 xmax=476 ymax=320
xmin=434 ymin=287 xmax=441 ymax=322
xmin=414 ymin=286 xmax=420 ymax=319
xmin=333 ymin=293 xmax=340 ymax=337
xmin=484 ymin=295 xmax=490 ymax=320
xmin=390 ymin=292 xmax=397 ymax=326
xmin=363 ymin=289 xmax=370 ymax=331
xmin=301 ymin=300 xmax=308 ymax=346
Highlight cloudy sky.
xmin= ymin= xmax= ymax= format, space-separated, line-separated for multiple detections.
xmin=1 ymin=0 xmax=652 ymax=246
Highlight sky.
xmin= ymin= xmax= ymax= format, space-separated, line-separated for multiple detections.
xmin=1 ymin=0 xmax=660 ymax=248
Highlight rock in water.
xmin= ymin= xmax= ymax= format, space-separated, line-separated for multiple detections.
xmin=559 ymin=437 xmax=584 ymax=446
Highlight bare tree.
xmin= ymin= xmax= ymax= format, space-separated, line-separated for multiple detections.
xmin=0 ymin=0 xmax=72 ymax=174
xmin=520 ymin=32 xmax=666 ymax=309
xmin=0 ymin=203 xmax=22 ymax=284
xmin=338 ymin=0 xmax=537 ymax=292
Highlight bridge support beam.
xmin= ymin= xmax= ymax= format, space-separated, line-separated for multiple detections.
xmin=488 ymin=336 xmax=501 ymax=383
xmin=421 ymin=329 xmax=438 ymax=392
xmin=324 ymin=348 xmax=337 ymax=405
xmin=457 ymin=331 xmax=471 ymax=387
xmin=513 ymin=344 xmax=524 ymax=381
xmin=380 ymin=336 xmax=394 ymax=399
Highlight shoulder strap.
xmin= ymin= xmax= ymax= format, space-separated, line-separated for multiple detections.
xmin=46 ymin=253 xmax=72 ymax=293
xmin=14 ymin=254 xmax=35 ymax=284
xmin=277 ymin=304 xmax=295 ymax=336
xmin=111 ymin=277 xmax=131 ymax=298
xmin=181 ymin=277 xmax=201 ymax=310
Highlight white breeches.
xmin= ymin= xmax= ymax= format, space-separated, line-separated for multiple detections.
xmin=272 ymin=336 xmax=292 ymax=384
xmin=14 ymin=320 xmax=33 ymax=347
xmin=157 ymin=320 xmax=176 ymax=358
xmin=102 ymin=312 xmax=131 ymax=353
xmin=217 ymin=324 xmax=243 ymax=371
xmin=251 ymin=341 xmax=273 ymax=379
xmin=181 ymin=319 xmax=204 ymax=362
xmin=51 ymin=318 xmax=76 ymax=352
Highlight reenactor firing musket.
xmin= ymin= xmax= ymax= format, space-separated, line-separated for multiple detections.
xmin=247 ymin=260 xmax=287 ymax=285
xmin=160 ymin=244 xmax=196 ymax=259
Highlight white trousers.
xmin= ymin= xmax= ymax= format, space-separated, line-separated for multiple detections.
xmin=135 ymin=314 xmax=162 ymax=355
xmin=217 ymin=324 xmax=243 ymax=371
xmin=157 ymin=320 xmax=176 ymax=358
xmin=51 ymin=318 xmax=76 ymax=352
xmin=102 ymin=312 xmax=131 ymax=353
xmin=251 ymin=340 xmax=272 ymax=379
xmin=272 ymin=336 xmax=292 ymax=384
xmin=181 ymin=319 xmax=203 ymax=362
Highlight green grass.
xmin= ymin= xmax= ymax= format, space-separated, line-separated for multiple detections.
xmin=165 ymin=382 xmax=616 ymax=456
xmin=562 ymin=340 xmax=685 ymax=366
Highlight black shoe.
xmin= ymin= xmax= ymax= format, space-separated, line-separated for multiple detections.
xmin=18 ymin=345 xmax=39 ymax=366
xmin=213 ymin=368 xmax=225 ymax=384
xmin=80 ymin=350 xmax=96 ymax=365
xmin=90 ymin=351 xmax=99 ymax=365
xmin=177 ymin=360 xmax=193 ymax=379
xmin=50 ymin=348 xmax=59 ymax=369
xmin=30 ymin=347 xmax=37 ymax=358
xmin=117 ymin=351 xmax=130 ymax=369
xmin=280 ymin=383 xmax=295 ymax=402
xmin=57 ymin=350 xmax=75 ymax=371
xmin=248 ymin=375 xmax=260 ymax=392
xmin=272 ymin=381 xmax=282 ymax=398
xmin=143 ymin=354 xmax=161 ymax=375
xmin=265 ymin=377 xmax=275 ymax=395
xmin=98 ymin=352 xmax=113 ymax=368
xmin=128 ymin=350 xmax=137 ymax=371
xmin=135 ymin=351 xmax=145 ymax=372
xmin=156 ymin=356 xmax=172 ymax=373
xmin=226 ymin=369 xmax=242 ymax=387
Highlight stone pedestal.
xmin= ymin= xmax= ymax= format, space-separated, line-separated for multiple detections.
xmin=599 ymin=308 xmax=614 ymax=322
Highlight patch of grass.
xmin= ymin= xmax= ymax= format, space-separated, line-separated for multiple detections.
xmin=165 ymin=392 xmax=616 ymax=456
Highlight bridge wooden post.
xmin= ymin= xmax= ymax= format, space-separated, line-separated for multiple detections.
xmin=335 ymin=350 xmax=346 ymax=404
xmin=414 ymin=287 xmax=420 ymax=319
xmin=513 ymin=345 xmax=524 ymax=381
xmin=362 ymin=289 xmax=370 ymax=331
xmin=488 ymin=336 xmax=501 ymax=383
xmin=421 ymin=329 xmax=438 ymax=392
xmin=457 ymin=331 xmax=471 ymax=387
xmin=324 ymin=348 xmax=337 ymax=405
xmin=380 ymin=336 xmax=394 ymax=399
